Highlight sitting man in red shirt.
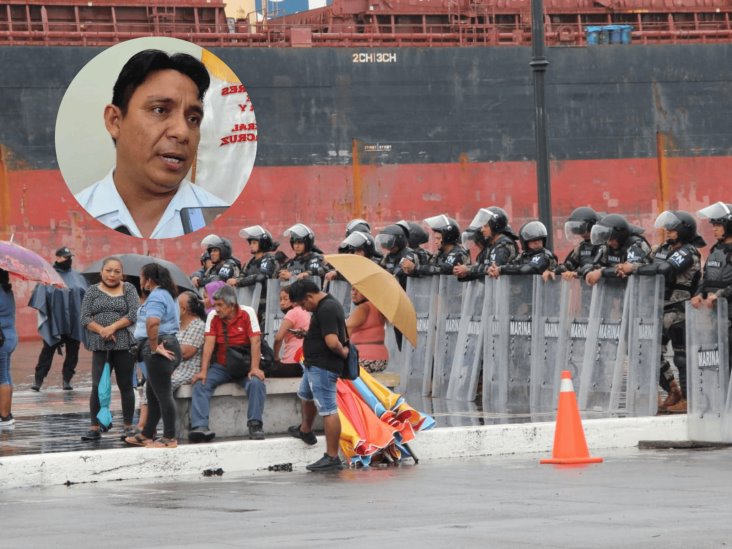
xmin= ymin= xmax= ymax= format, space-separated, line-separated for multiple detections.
xmin=188 ymin=285 xmax=267 ymax=442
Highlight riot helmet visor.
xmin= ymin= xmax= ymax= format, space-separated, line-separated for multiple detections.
xmin=590 ymin=224 xmax=613 ymax=246
xmin=698 ymin=202 xmax=732 ymax=222
xmin=283 ymin=223 xmax=312 ymax=240
xmin=520 ymin=221 xmax=548 ymax=242
xmin=239 ymin=225 xmax=266 ymax=240
xmin=375 ymin=233 xmax=397 ymax=251
xmin=564 ymin=220 xmax=590 ymax=241
xmin=469 ymin=208 xmax=497 ymax=231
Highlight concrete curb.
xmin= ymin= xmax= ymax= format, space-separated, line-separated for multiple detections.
xmin=0 ymin=415 xmax=687 ymax=489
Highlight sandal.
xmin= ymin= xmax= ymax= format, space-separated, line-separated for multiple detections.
xmin=124 ymin=433 xmax=153 ymax=447
xmin=147 ymin=437 xmax=178 ymax=448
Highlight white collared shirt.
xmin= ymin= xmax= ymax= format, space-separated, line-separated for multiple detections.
xmin=75 ymin=169 xmax=229 ymax=239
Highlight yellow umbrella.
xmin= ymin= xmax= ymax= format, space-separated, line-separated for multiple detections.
xmin=324 ymin=254 xmax=417 ymax=346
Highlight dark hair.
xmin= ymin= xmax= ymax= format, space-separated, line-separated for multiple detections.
xmin=102 ymin=256 xmax=124 ymax=271
xmin=287 ymin=278 xmax=320 ymax=303
xmin=0 ymin=269 xmax=11 ymax=292
xmin=180 ymin=290 xmax=206 ymax=321
xmin=112 ymin=49 xmax=210 ymax=115
xmin=140 ymin=263 xmax=178 ymax=298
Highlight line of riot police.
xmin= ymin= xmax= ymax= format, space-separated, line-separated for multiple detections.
xmin=187 ymin=201 xmax=732 ymax=415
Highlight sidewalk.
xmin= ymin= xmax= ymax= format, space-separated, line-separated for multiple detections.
xmin=0 ymin=340 xmax=689 ymax=489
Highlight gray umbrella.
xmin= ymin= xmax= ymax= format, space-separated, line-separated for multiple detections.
xmin=82 ymin=254 xmax=196 ymax=293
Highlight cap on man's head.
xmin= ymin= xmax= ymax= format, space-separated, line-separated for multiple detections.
xmin=55 ymin=247 xmax=73 ymax=258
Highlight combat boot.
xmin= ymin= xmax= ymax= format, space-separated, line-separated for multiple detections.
xmin=659 ymin=380 xmax=682 ymax=411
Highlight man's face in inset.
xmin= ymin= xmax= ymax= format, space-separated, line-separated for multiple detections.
xmin=105 ymin=69 xmax=203 ymax=196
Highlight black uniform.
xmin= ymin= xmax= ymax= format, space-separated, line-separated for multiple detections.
xmin=237 ymin=253 xmax=279 ymax=287
xmin=381 ymin=246 xmax=419 ymax=289
xmin=638 ymin=242 xmax=702 ymax=395
xmin=500 ymin=247 xmax=557 ymax=275
xmin=555 ymin=240 xmax=604 ymax=277
xmin=199 ymin=257 xmax=241 ymax=287
xmin=279 ymin=251 xmax=328 ymax=279
xmin=414 ymin=244 xmax=471 ymax=276
xmin=596 ymin=235 xmax=652 ymax=276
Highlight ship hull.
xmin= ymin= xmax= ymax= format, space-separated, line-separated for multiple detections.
xmin=1 ymin=44 xmax=731 ymax=338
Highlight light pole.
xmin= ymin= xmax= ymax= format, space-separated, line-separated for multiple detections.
xmin=530 ymin=0 xmax=553 ymax=249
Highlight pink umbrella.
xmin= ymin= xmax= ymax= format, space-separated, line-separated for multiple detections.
xmin=0 ymin=240 xmax=65 ymax=287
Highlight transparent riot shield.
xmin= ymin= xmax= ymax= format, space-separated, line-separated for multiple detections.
xmin=383 ymin=322 xmax=403 ymax=375
xmin=482 ymin=277 xmax=508 ymax=414
xmin=236 ymin=283 xmax=262 ymax=311
xmin=446 ymin=279 xmax=485 ymax=402
xmin=263 ymin=279 xmax=283 ymax=348
xmin=503 ymin=275 xmax=536 ymax=414
xmin=530 ymin=277 xmax=564 ymax=413
xmin=326 ymin=279 xmax=352 ymax=315
xmin=578 ymin=278 xmax=629 ymax=414
xmin=687 ymin=300 xmax=730 ymax=442
xmin=554 ymin=278 xmax=593 ymax=403
xmin=625 ymin=275 xmax=664 ymax=416
xmin=432 ymin=276 xmax=466 ymax=398
xmin=399 ymin=276 xmax=439 ymax=396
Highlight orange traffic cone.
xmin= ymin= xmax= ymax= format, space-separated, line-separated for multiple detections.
xmin=540 ymin=370 xmax=603 ymax=465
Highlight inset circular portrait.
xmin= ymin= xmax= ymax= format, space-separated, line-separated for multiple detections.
xmin=55 ymin=37 xmax=257 ymax=239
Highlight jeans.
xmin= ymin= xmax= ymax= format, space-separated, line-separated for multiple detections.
xmin=297 ymin=364 xmax=339 ymax=416
xmin=35 ymin=337 xmax=80 ymax=382
xmin=0 ymin=350 xmax=12 ymax=386
xmin=90 ymin=350 xmax=135 ymax=426
xmin=190 ymin=363 xmax=266 ymax=430
xmin=142 ymin=336 xmax=181 ymax=439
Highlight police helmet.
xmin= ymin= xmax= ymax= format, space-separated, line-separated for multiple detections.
xmin=590 ymin=214 xmax=639 ymax=247
xmin=239 ymin=225 xmax=278 ymax=252
xmin=283 ymin=223 xmax=315 ymax=251
xmin=424 ymin=214 xmax=461 ymax=245
xmin=345 ymin=219 xmax=371 ymax=236
xmin=564 ymin=206 xmax=600 ymax=241
xmin=397 ymin=220 xmax=430 ymax=248
xmin=469 ymin=206 xmax=509 ymax=235
xmin=698 ymin=201 xmax=732 ymax=237
xmin=200 ymin=234 xmax=233 ymax=261
xmin=338 ymin=231 xmax=377 ymax=257
xmin=375 ymin=224 xmax=409 ymax=252
xmin=519 ymin=221 xmax=548 ymax=249
xmin=461 ymin=228 xmax=487 ymax=249
xmin=654 ymin=210 xmax=698 ymax=244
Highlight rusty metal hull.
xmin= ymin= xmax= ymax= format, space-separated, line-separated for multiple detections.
xmin=1 ymin=43 xmax=731 ymax=338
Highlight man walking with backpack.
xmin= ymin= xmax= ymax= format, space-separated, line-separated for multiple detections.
xmin=287 ymin=279 xmax=349 ymax=472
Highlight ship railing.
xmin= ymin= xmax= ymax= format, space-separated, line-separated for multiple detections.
xmin=2 ymin=18 xmax=732 ymax=47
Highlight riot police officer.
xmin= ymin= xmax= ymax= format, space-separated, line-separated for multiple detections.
xmin=488 ymin=221 xmax=557 ymax=277
xmin=326 ymin=231 xmax=382 ymax=283
xmin=192 ymin=234 xmax=241 ymax=288
xmin=397 ymin=220 xmax=433 ymax=267
xmin=638 ymin=210 xmax=705 ymax=413
xmin=375 ymin=223 xmax=419 ymax=288
xmin=459 ymin=207 xmax=519 ymax=279
xmin=402 ymin=214 xmax=470 ymax=276
xmin=585 ymin=214 xmax=652 ymax=285
xmin=691 ymin=201 xmax=732 ymax=376
xmin=233 ymin=225 xmax=280 ymax=287
xmin=553 ymin=206 xmax=605 ymax=280
xmin=454 ymin=228 xmax=488 ymax=281
xmin=278 ymin=223 xmax=328 ymax=282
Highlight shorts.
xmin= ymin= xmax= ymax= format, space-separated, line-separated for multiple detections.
xmin=297 ymin=364 xmax=339 ymax=416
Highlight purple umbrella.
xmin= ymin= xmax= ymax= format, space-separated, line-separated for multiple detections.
xmin=0 ymin=240 xmax=65 ymax=287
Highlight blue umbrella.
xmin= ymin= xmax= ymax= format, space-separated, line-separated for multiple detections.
xmin=96 ymin=354 xmax=113 ymax=430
